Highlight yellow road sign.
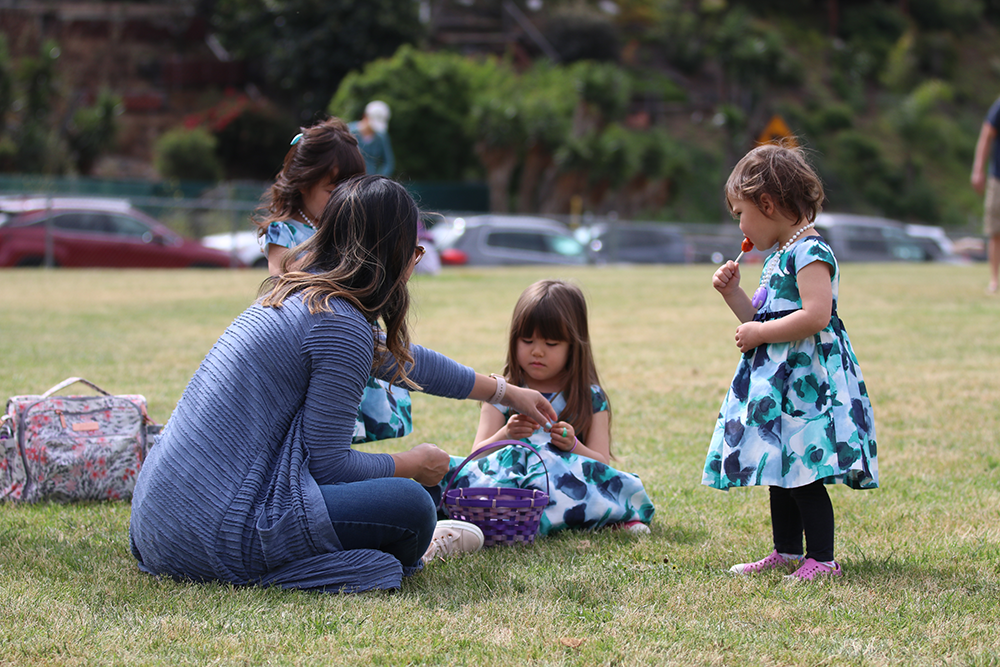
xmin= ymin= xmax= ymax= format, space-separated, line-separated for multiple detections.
xmin=756 ymin=115 xmax=797 ymax=146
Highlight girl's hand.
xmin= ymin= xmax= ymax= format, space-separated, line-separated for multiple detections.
xmin=734 ymin=321 xmax=765 ymax=353
xmin=549 ymin=421 xmax=576 ymax=452
xmin=506 ymin=413 xmax=539 ymax=441
xmin=502 ymin=385 xmax=558 ymax=431
xmin=712 ymin=260 xmax=741 ymax=296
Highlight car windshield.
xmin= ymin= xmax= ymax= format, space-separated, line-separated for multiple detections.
xmin=486 ymin=230 xmax=585 ymax=257
xmin=547 ymin=234 xmax=586 ymax=257
xmin=883 ymin=227 xmax=924 ymax=261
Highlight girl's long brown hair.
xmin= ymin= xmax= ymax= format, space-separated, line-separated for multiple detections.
xmin=259 ymin=175 xmax=420 ymax=388
xmin=254 ymin=117 xmax=366 ymax=234
xmin=502 ymin=279 xmax=610 ymax=449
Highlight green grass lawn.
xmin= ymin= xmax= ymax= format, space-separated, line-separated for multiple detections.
xmin=1 ymin=263 xmax=999 ymax=666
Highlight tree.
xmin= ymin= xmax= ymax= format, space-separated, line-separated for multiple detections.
xmin=67 ymin=91 xmax=122 ymax=176
xmin=10 ymin=39 xmax=61 ymax=174
xmin=211 ymin=0 xmax=423 ymax=120
xmin=154 ymin=127 xmax=223 ymax=184
xmin=0 ymin=38 xmax=121 ymax=175
xmin=329 ymin=46 xmax=481 ymax=181
xmin=0 ymin=34 xmax=15 ymax=171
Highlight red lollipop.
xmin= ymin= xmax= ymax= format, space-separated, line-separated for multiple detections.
xmin=735 ymin=238 xmax=753 ymax=263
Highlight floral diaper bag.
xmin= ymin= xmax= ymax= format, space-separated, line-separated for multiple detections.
xmin=1 ymin=377 xmax=153 ymax=503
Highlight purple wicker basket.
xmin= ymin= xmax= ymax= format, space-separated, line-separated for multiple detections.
xmin=440 ymin=440 xmax=550 ymax=547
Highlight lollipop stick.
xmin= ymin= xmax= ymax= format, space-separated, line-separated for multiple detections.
xmin=734 ymin=250 xmax=745 ymax=264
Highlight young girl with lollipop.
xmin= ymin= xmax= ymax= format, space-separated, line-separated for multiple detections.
xmin=439 ymin=279 xmax=655 ymax=536
xmin=706 ymin=143 xmax=878 ymax=581
xmin=255 ymin=117 xmax=366 ymax=274
xmin=255 ymin=117 xmax=408 ymax=444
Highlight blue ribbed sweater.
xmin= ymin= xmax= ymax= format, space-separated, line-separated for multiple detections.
xmin=129 ymin=295 xmax=474 ymax=592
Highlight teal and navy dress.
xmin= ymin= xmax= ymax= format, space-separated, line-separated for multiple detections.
xmin=440 ymin=385 xmax=655 ymax=535
xmin=265 ymin=219 xmax=412 ymax=444
xmin=703 ymin=235 xmax=878 ymax=491
xmin=263 ymin=218 xmax=315 ymax=253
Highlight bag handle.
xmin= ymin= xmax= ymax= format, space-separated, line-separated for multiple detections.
xmin=41 ymin=377 xmax=113 ymax=398
xmin=438 ymin=439 xmax=550 ymax=509
xmin=37 ymin=377 xmax=158 ymax=426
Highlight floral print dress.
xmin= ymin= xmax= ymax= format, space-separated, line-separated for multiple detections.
xmin=703 ymin=236 xmax=878 ymax=491
xmin=439 ymin=385 xmax=655 ymax=535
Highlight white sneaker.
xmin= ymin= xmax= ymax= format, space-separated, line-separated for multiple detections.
xmin=422 ymin=520 xmax=485 ymax=564
xmin=607 ymin=520 xmax=651 ymax=535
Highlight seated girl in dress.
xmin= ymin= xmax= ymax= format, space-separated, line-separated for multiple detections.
xmin=440 ymin=279 xmax=655 ymax=535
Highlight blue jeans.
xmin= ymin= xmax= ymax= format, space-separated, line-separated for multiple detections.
xmin=318 ymin=477 xmax=437 ymax=571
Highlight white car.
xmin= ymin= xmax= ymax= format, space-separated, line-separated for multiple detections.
xmin=905 ymin=223 xmax=966 ymax=263
xmin=201 ymin=228 xmax=442 ymax=274
xmin=200 ymin=230 xmax=268 ymax=268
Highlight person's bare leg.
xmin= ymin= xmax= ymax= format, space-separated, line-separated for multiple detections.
xmin=989 ymin=234 xmax=1000 ymax=293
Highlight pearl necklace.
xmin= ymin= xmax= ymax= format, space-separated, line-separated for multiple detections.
xmin=298 ymin=208 xmax=316 ymax=229
xmin=751 ymin=222 xmax=816 ymax=309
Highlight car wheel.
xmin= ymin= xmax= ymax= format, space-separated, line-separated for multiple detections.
xmin=252 ymin=257 xmax=269 ymax=269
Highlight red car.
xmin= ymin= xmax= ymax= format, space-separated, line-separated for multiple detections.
xmin=0 ymin=196 xmax=238 ymax=268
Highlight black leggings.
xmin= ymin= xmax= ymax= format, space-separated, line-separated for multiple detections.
xmin=769 ymin=481 xmax=835 ymax=562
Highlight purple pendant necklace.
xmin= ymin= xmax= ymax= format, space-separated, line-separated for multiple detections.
xmin=751 ymin=222 xmax=816 ymax=309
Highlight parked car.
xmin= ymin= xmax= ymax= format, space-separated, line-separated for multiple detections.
xmin=814 ymin=212 xmax=927 ymax=262
xmin=683 ymin=223 xmax=754 ymax=264
xmin=430 ymin=214 xmax=589 ymax=266
xmin=203 ymin=213 xmax=443 ymax=274
xmin=575 ymin=222 xmax=693 ymax=264
xmin=201 ymin=230 xmax=268 ymax=268
xmin=689 ymin=212 xmax=935 ymax=264
xmin=904 ymin=223 xmax=966 ymax=263
xmin=0 ymin=196 xmax=236 ymax=268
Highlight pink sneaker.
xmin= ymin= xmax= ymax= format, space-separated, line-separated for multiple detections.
xmin=784 ymin=558 xmax=842 ymax=581
xmin=729 ymin=550 xmax=801 ymax=575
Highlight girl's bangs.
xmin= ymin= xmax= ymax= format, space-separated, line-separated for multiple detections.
xmin=515 ymin=302 xmax=569 ymax=342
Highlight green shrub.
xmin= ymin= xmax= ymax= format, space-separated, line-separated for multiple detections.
xmin=573 ymin=61 xmax=631 ymax=122
xmin=914 ymin=31 xmax=959 ymax=80
xmin=67 ymin=91 xmax=121 ymax=175
xmin=329 ymin=46 xmax=480 ymax=181
xmin=154 ymin=127 xmax=223 ymax=183
xmin=591 ymin=124 xmax=641 ymax=187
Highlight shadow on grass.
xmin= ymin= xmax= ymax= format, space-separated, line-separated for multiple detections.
xmin=654 ymin=522 xmax=710 ymax=545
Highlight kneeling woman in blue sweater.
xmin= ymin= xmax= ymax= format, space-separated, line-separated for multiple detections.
xmin=129 ymin=175 xmax=557 ymax=593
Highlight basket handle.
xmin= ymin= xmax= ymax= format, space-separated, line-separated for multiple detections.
xmin=438 ymin=439 xmax=550 ymax=509
xmin=41 ymin=377 xmax=112 ymax=398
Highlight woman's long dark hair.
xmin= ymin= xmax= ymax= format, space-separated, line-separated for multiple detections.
xmin=259 ymin=175 xmax=420 ymax=387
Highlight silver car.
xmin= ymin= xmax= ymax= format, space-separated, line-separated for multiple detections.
xmin=431 ymin=215 xmax=589 ymax=266
xmin=814 ymin=213 xmax=927 ymax=262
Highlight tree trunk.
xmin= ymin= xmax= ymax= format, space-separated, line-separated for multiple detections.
xmin=475 ymin=143 xmax=519 ymax=213
xmin=538 ymin=169 xmax=586 ymax=215
xmin=516 ymin=142 xmax=552 ymax=213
